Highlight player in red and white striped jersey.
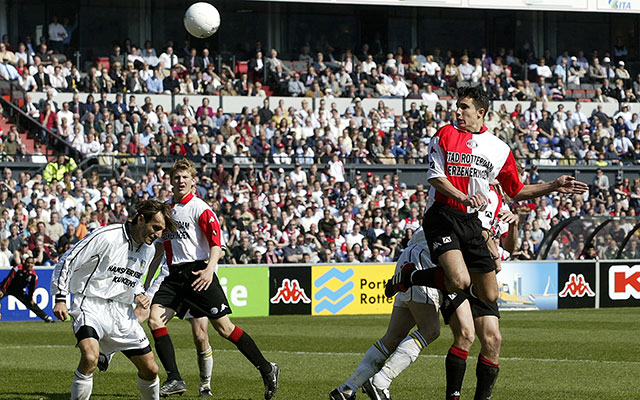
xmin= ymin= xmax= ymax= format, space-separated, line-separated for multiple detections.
xmin=147 ymin=159 xmax=279 ymax=399
xmin=386 ymin=87 xmax=587 ymax=400
xmin=387 ymin=87 xmax=587 ymax=303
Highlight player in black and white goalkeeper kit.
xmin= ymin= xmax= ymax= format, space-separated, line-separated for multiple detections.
xmin=51 ymin=200 xmax=177 ymax=400
xmin=148 ymin=159 xmax=279 ymax=398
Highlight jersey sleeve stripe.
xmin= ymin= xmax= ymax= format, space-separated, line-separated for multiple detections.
xmin=496 ymin=152 xmax=524 ymax=198
xmin=198 ymin=208 xmax=221 ymax=248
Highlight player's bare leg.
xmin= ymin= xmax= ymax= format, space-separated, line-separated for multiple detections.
xmin=446 ymin=300 xmax=475 ymax=400
xmin=387 ymin=249 xmax=499 ymax=305
xmin=473 ymin=316 xmax=501 ymax=400
xmin=72 ymin=337 xmax=100 ymax=400
xmin=438 ymin=250 xmax=472 ymax=292
xmin=366 ymin=301 xmax=440 ymax=400
xmin=129 ymin=352 xmax=160 ymax=400
xmin=211 ymin=315 xmax=279 ymax=399
xmin=190 ymin=317 xmax=213 ymax=397
xmin=148 ymin=304 xmax=185 ymax=396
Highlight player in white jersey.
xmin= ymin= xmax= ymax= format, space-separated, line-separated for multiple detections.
xmin=51 ymin=200 xmax=177 ymax=400
xmin=148 ymin=159 xmax=279 ymax=399
xmin=331 ymin=229 xmax=441 ymax=400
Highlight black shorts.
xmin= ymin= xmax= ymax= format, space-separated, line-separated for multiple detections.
xmin=423 ymin=202 xmax=494 ymax=273
xmin=441 ymin=292 xmax=500 ymax=325
xmin=152 ymin=260 xmax=232 ymax=320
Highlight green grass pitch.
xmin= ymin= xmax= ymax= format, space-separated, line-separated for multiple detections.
xmin=1 ymin=308 xmax=639 ymax=399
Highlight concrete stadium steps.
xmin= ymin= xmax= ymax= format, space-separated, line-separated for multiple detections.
xmin=0 ymin=115 xmax=37 ymax=154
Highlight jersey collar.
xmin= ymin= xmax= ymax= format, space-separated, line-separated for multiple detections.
xmin=456 ymin=124 xmax=488 ymax=134
xmin=175 ymin=192 xmax=194 ymax=205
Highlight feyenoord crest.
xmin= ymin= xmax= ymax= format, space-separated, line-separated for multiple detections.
xmin=270 ymin=279 xmax=311 ymax=304
xmin=466 ymin=139 xmax=478 ymax=149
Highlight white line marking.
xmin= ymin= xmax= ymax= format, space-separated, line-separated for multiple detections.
xmin=1 ymin=345 xmax=638 ymax=365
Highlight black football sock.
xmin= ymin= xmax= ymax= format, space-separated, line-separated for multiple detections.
xmin=474 ymin=354 xmax=500 ymax=400
xmin=152 ymin=328 xmax=182 ymax=381
xmin=446 ymin=345 xmax=468 ymax=400
xmin=411 ymin=266 xmax=447 ymax=291
xmin=227 ymin=325 xmax=272 ymax=373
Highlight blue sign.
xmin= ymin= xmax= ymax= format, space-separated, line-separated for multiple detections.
xmin=313 ymin=267 xmax=355 ymax=315
xmin=0 ymin=267 xmax=63 ymax=322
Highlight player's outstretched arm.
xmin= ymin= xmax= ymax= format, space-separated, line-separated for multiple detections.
xmin=512 ymin=175 xmax=588 ymax=202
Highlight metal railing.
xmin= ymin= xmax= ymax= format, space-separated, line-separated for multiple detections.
xmin=0 ymin=77 xmax=81 ymax=160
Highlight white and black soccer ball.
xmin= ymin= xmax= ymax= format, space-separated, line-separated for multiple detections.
xmin=184 ymin=2 xmax=221 ymax=38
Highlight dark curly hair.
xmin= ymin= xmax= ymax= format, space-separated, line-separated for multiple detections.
xmin=457 ymin=86 xmax=490 ymax=117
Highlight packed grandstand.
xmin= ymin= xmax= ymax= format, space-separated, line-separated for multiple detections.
xmin=0 ymin=28 xmax=636 ymax=266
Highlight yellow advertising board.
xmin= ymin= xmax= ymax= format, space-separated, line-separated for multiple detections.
xmin=312 ymin=264 xmax=395 ymax=316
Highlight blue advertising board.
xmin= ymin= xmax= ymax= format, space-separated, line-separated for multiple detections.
xmin=0 ymin=267 xmax=62 ymax=322
xmin=497 ymin=262 xmax=558 ymax=310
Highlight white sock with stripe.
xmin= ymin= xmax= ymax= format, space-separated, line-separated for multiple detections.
xmin=372 ymin=331 xmax=427 ymax=390
xmin=137 ymin=376 xmax=159 ymax=400
xmin=71 ymin=369 xmax=93 ymax=400
xmin=339 ymin=340 xmax=390 ymax=395
xmin=197 ymin=346 xmax=213 ymax=389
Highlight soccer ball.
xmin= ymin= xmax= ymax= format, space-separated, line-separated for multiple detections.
xmin=184 ymin=2 xmax=221 ymax=38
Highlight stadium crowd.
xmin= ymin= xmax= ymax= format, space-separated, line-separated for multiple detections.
xmin=0 ymin=23 xmax=637 ymax=266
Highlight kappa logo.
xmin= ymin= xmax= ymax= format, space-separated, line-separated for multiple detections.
xmin=466 ymin=139 xmax=478 ymax=149
xmin=609 ymin=265 xmax=640 ymax=300
xmin=271 ymin=279 xmax=311 ymax=304
xmin=559 ymin=273 xmax=595 ymax=298
xmin=442 ymin=236 xmax=452 ymax=244
xmin=313 ymin=267 xmax=354 ymax=314
xmin=210 ymin=304 xmax=227 ymax=314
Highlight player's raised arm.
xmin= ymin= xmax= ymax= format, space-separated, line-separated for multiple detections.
xmin=512 ymin=175 xmax=588 ymax=202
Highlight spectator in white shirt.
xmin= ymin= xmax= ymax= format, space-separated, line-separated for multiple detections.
xmin=289 ymin=163 xmax=308 ymax=185
xmin=47 ymin=16 xmax=67 ymax=53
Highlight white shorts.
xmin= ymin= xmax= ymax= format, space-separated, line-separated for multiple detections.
xmin=393 ymin=244 xmax=441 ymax=308
xmin=394 ymin=284 xmax=441 ymax=308
xmin=70 ymin=295 xmax=150 ymax=355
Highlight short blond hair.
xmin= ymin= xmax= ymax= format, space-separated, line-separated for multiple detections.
xmin=169 ymin=158 xmax=197 ymax=179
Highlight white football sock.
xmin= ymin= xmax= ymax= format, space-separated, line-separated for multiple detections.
xmin=71 ymin=369 xmax=93 ymax=400
xmin=339 ymin=340 xmax=390 ymax=395
xmin=137 ymin=376 xmax=159 ymax=400
xmin=372 ymin=331 xmax=427 ymax=390
xmin=197 ymin=346 xmax=213 ymax=388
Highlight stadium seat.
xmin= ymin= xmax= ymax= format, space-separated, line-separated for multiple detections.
xmin=568 ymin=83 xmax=580 ymax=91
xmin=551 ymin=136 xmax=561 ymax=146
xmin=434 ymin=89 xmax=448 ymax=97
xmin=538 ymin=136 xmax=550 ymax=145
xmin=95 ymin=57 xmax=110 ymax=72
xmin=292 ymin=60 xmax=309 ymax=73
xmin=553 ymin=146 xmax=562 ymax=153
xmin=456 ymin=81 xmax=470 ymax=88
xmin=573 ymin=90 xmax=586 ymax=99
xmin=235 ymin=61 xmax=249 ymax=75
xmin=581 ymin=83 xmax=594 ymax=91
